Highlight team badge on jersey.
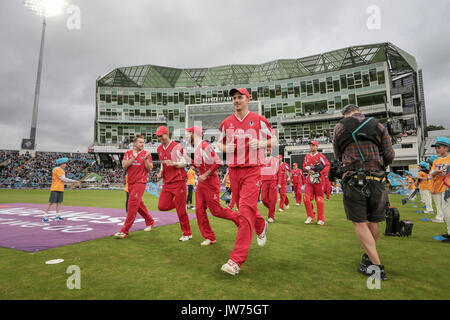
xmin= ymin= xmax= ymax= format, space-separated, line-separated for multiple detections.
xmin=249 ymin=121 xmax=253 ymax=126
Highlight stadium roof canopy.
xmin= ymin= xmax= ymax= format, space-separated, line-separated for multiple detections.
xmin=97 ymin=42 xmax=417 ymax=89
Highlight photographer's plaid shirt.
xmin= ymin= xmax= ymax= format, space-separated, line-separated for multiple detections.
xmin=332 ymin=112 xmax=395 ymax=176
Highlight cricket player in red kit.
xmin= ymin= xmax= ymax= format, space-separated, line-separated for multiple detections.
xmin=261 ymin=147 xmax=279 ymax=223
xmin=155 ymin=126 xmax=193 ymax=242
xmin=114 ymin=135 xmax=155 ymax=238
xmin=277 ymin=156 xmax=291 ymax=212
xmin=303 ymin=140 xmax=330 ymax=225
xmin=186 ymin=126 xmax=240 ymax=246
xmin=290 ymin=163 xmax=305 ymax=206
xmin=218 ymin=88 xmax=277 ymax=276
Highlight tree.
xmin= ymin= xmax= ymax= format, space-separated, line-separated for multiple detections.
xmin=427 ymin=125 xmax=445 ymax=132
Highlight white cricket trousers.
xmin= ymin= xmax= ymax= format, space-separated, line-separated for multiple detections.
xmin=442 ymin=194 xmax=450 ymax=235
xmin=432 ymin=192 xmax=445 ymax=221
xmin=419 ymin=189 xmax=433 ymax=212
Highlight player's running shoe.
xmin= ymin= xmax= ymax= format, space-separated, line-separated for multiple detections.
xmin=305 ymin=217 xmax=314 ymax=224
xmin=144 ymin=221 xmax=155 ymax=232
xmin=179 ymin=235 xmax=192 ymax=242
xmin=200 ymin=239 xmax=216 ymax=246
xmin=114 ymin=232 xmax=128 ymax=239
xmin=257 ymin=221 xmax=268 ymax=247
xmin=221 ymin=259 xmax=240 ymax=276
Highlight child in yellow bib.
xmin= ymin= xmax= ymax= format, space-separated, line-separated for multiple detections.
xmin=429 ymin=137 xmax=450 ymax=242
xmin=417 ymin=161 xmax=433 ymax=213
xmin=43 ymin=158 xmax=80 ymax=222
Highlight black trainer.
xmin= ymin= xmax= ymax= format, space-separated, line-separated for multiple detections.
xmin=361 ymin=253 xmax=371 ymax=265
xmin=372 ymin=264 xmax=387 ymax=281
xmin=359 ymin=263 xmax=387 ymax=281
xmin=442 ymin=238 xmax=450 ymax=243
xmin=357 ymin=253 xmax=372 ymax=274
xmin=441 ymin=234 xmax=450 ymax=239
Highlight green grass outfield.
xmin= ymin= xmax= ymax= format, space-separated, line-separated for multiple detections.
xmin=0 ymin=189 xmax=448 ymax=300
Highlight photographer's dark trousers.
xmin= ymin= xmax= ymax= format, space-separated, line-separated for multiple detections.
xmin=187 ymin=184 xmax=194 ymax=206
xmin=342 ymin=177 xmax=388 ymax=223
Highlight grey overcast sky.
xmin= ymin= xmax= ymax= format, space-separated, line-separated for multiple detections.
xmin=0 ymin=0 xmax=449 ymax=152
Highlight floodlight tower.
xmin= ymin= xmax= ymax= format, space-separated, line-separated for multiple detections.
xmin=22 ymin=0 xmax=66 ymax=150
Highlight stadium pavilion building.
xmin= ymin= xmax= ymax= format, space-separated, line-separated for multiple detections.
xmin=92 ymin=42 xmax=427 ymax=171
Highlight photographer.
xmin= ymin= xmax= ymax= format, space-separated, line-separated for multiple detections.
xmin=332 ymin=104 xmax=395 ymax=281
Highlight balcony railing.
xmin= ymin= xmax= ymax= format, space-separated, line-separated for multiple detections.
xmin=97 ymin=115 xmax=167 ymax=123
xmin=91 ymin=143 xmax=159 ymax=153
xmin=391 ymin=84 xmax=414 ymax=96
xmin=280 ymin=104 xmax=401 ymax=124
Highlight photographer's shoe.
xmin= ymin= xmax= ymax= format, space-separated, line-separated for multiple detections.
xmin=371 ymin=265 xmax=387 ymax=281
xmin=361 ymin=253 xmax=371 ymax=264
xmin=358 ymin=262 xmax=387 ymax=281
xmin=358 ymin=255 xmax=368 ymax=273
xmin=357 ymin=253 xmax=371 ymax=274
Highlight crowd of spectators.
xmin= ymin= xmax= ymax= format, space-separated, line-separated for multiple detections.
xmin=0 ymin=150 xmax=96 ymax=188
xmin=0 ymin=150 xmax=34 ymax=187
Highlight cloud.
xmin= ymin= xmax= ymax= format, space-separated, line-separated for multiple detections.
xmin=0 ymin=0 xmax=449 ymax=152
